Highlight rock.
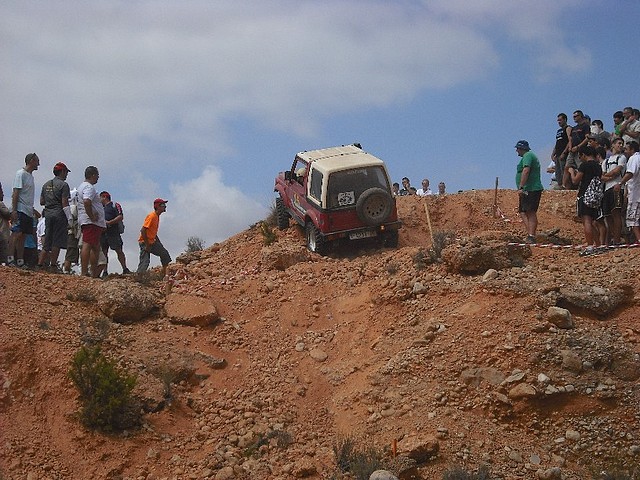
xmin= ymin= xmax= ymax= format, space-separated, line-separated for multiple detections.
xmin=442 ymin=239 xmax=530 ymax=274
xmin=536 ymin=467 xmax=562 ymax=479
xmin=261 ymin=244 xmax=312 ymax=271
xmin=482 ymin=269 xmax=499 ymax=281
xmin=214 ymin=466 xmax=234 ymax=479
xmin=557 ymin=284 xmax=630 ymax=316
xmin=398 ymin=434 xmax=439 ymax=463
xmin=309 ymin=348 xmax=328 ymax=362
xmin=508 ymin=383 xmax=537 ymax=399
xmin=560 ymin=350 xmax=582 ymax=373
xmin=97 ymin=279 xmax=161 ymax=323
xmin=412 ymin=281 xmax=428 ymax=295
xmin=546 ymin=307 xmax=573 ymax=329
xmin=165 ymin=294 xmax=220 ymax=327
xmin=565 ymin=430 xmax=580 ymax=441
xmin=460 ymin=367 xmax=505 ymax=387
xmin=370 ymin=471 xmax=399 ymax=480
xmin=292 ymin=457 xmax=317 ymax=477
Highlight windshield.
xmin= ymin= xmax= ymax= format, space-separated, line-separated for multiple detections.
xmin=326 ymin=166 xmax=389 ymax=208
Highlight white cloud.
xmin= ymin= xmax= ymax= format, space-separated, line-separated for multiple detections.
xmin=0 ymin=0 xmax=589 ymax=261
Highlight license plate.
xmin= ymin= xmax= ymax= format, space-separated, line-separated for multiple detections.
xmin=349 ymin=230 xmax=377 ymax=240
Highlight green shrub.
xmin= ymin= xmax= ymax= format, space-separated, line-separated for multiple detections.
xmin=333 ymin=436 xmax=383 ymax=480
xmin=264 ymin=201 xmax=279 ymax=227
xmin=69 ymin=346 xmax=141 ymax=432
xmin=185 ymin=236 xmax=206 ymax=253
xmin=260 ymin=221 xmax=277 ymax=246
xmin=429 ymin=230 xmax=455 ymax=261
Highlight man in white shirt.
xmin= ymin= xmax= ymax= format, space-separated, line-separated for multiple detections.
xmin=7 ymin=153 xmax=39 ymax=267
xmin=599 ymin=138 xmax=627 ymax=244
xmin=617 ymin=141 xmax=640 ymax=243
xmin=416 ymin=178 xmax=432 ymax=196
xmin=77 ymin=166 xmax=106 ymax=277
xmin=619 ymin=107 xmax=640 ymax=146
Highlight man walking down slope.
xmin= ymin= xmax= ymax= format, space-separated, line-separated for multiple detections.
xmin=137 ymin=198 xmax=172 ymax=278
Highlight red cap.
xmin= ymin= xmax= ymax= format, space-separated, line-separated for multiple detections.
xmin=53 ymin=162 xmax=70 ymax=173
xmin=154 ymin=198 xmax=168 ymax=207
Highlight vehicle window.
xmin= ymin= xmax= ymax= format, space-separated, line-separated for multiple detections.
xmin=327 ymin=166 xmax=388 ymax=208
xmin=309 ymin=168 xmax=323 ymax=205
xmin=292 ymin=159 xmax=308 ymax=185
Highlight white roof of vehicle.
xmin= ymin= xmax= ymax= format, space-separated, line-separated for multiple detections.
xmin=297 ymin=145 xmax=385 ymax=173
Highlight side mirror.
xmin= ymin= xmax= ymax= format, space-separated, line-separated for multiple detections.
xmin=285 ymin=171 xmax=292 ymax=181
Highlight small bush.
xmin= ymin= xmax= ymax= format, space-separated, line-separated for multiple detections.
xmin=264 ymin=201 xmax=279 ymax=227
xmin=185 ymin=236 xmax=206 ymax=253
xmin=260 ymin=221 xmax=277 ymax=246
xmin=385 ymin=261 xmax=399 ymax=275
xmin=333 ymin=436 xmax=383 ymax=480
xmin=429 ymin=230 xmax=456 ymax=261
xmin=69 ymin=346 xmax=141 ymax=432
xmin=412 ymin=249 xmax=430 ymax=270
xmin=443 ymin=465 xmax=492 ymax=480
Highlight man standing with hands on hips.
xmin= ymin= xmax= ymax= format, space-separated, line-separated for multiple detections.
xmin=137 ymin=198 xmax=172 ymax=278
xmin=514 ymin=140 xmax=544 ymax=244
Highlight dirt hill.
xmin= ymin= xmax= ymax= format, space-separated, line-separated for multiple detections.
xmin=1 ymin=189 xmax=639 ymax=480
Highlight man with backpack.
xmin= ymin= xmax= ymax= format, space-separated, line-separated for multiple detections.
xmin=99 ymin=191 xmax=131 ymax=275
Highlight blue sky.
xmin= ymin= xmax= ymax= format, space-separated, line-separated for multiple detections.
xmin=2 ymin=0 xmax=639 ymax=267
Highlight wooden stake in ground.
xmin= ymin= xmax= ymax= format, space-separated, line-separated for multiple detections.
xmin=493 ymin=176 xmax=499 ymax=218
xmin=424 ymin=201 xmax=434 ymax=246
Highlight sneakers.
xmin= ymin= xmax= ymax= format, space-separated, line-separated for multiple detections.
xmin=579 ymin=246 xmax=597 ymax=257
xmin=122 ymin=268 xmax=132 ymax=274
xmin=524 ymin=235 xmax=536 ymax=244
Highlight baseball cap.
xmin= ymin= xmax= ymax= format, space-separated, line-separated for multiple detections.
xmin=53 ymin=162 xmax=71 ymax=173
xmin=154 ymin=198 xmax=168 ymax=207
xmin=514 ymin=140 xmax=530 ymax=151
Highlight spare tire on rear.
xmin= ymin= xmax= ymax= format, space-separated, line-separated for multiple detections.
xmin=356 ymin=187 xmax=393 ymax=226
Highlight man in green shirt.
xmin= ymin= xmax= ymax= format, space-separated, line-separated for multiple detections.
xmin=515 ymin=140 xmax=544 ymax=244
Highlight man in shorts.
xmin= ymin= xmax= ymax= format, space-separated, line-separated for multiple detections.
xmin=617 ymin=141 xmax=640 ymax=243
xmin=599 ymin=138 xmax=627 ymax=245
xmin=514 ymin=140 xmax=544 ymax=244
xmin=100 ymin=191 xmax=131 ymax=275
xmin=77 ymin=166 xmax=106 ymax=277
xmin=137 ymin=198 xmax=172 ymax=277
xmin=7 ymin=153 xmax=40 ymax=267
xmin=40 ymin=162 xmax=72 ymax=271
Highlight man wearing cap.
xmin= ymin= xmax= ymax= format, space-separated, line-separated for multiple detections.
xmin=515 ymin=140 xmax=544 ymax=244
xmin=137 ymin=198 xmax=172 ymax=277
xmin=39 ymin=162 xmax=72 ymax=271
xmin=7 ymin=153 xmax=40 ymax=267
xmin=77 ymin=166 xmax=106 ymax=277
xmin=100 ymin=191 xmax=131 ymax=275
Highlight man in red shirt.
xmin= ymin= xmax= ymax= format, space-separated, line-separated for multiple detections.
xmin=137 ymin=198 xmax=171 ymax=277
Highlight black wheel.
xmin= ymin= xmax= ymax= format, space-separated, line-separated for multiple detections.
xmin=382 ymin=230 xmax=399 ymax=248
xmin=275 ymin=197 xmax=290 ymax=230
xmin=305 ymin=222 xmax=327 ymax=254
xmin=356 ymin=188 xmax=393 ymax=226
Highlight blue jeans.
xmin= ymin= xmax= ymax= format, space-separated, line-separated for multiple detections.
xmin=137 ymin=238 xmax=171 ymax=273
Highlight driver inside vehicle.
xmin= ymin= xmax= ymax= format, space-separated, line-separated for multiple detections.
xmin=295 ymin=167 xmax=306 ymax=184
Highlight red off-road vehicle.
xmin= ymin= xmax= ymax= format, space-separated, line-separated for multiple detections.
xmin=274 ymin=144 xmax=401 ymax=254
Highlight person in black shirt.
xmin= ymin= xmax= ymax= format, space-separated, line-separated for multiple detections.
xmin=567 ymin=145 xmax=603 ymax=255
xmin=551 ymin=113 xmax=570 ymax=188
xmin=99 ymin=191 xmax=131 ymax=275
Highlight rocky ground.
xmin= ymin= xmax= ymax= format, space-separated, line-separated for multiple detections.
xmin=1 ymin=188 xmax=640 ymax=480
